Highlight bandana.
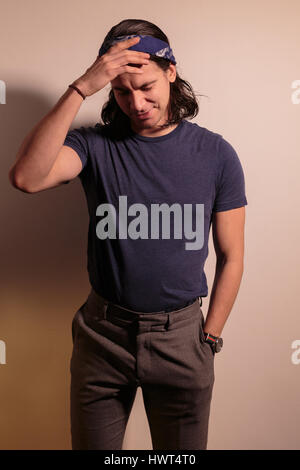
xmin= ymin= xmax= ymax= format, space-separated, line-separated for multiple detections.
xmin=98 ymin=34 xmax=177 ymax=65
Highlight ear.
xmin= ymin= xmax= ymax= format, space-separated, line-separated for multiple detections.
xmin=167 ymin=64 xmax=176 ymax=83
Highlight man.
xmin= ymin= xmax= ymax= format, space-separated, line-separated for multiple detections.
xmin=8 ymin=19 xmax=247 ymax=450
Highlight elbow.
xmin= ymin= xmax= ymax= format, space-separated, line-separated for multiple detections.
xmin=8 ymin=167 xmax=19 ymax=188
xmin=216 ymin=252 xmax=244 ymax=270
xmin=8 ymin=167 xmax=35 ymax=193
xmin=216 ymin=253 xmax=227 ymax=269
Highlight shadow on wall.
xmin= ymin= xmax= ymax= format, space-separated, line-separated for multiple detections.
xmin=1 ymin=87 xmax=90 ymax=290
xmin=0 ymin=87 xmax=93 ymax=449
xmin=0 ymin=87 xmax=153 ymax=450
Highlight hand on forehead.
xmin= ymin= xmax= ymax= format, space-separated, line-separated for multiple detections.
xmin=99 ymin=34 xmax=177 ymax=65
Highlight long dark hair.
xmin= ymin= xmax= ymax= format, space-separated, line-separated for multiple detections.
xmin=98 ymin=19 xmax=203 ymax=139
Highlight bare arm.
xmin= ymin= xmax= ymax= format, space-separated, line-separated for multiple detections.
xmin=8 ymin=36 xmax=150 ymax=193
xmin=203 ymin=206 xmax=246 ymax=337
xmin=8 ymin=87 xmax=85 ymax=192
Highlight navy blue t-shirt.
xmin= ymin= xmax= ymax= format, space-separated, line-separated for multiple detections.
xmin=63 ymin=119 xmax=248 ymax=312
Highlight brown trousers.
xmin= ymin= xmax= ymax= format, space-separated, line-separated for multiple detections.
xmin=70 ymin=288 xmax=215 ymax=450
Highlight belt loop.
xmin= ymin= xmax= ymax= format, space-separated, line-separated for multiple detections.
xmin=103 ymin=301 xmax=109 ymax=319
xmin=165 ymin=313 xmax=170 ymax=330
xmin=199 ymin=296 xmax=202 ymax=307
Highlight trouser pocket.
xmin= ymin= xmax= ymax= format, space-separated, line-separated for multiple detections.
xmin=198 ymin=307 xmax=206 ymax=343
xmin=196 ymin=307 xmax=215 ymax=358
xmin=71 ymin=301 xmax=87 ymax=343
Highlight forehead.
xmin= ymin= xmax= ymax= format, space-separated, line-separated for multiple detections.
xmin=111 ymin=61 xmax=163 ymax=91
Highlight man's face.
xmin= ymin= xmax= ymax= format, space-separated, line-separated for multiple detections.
xmin=111 ymin=61 xmax=176 ymax=136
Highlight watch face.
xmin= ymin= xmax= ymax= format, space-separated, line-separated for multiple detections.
xmin=216 ymin=337 xmax=223 ymax=352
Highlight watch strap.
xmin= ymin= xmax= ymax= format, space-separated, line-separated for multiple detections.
xmin=203 ymin=332 xmax=219 ymax=341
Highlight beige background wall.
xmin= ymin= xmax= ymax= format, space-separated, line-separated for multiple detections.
xmin=1 ymin=0 xmax=299 ymax=450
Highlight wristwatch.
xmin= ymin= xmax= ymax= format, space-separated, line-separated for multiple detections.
xmin=203 ymin=332 xmax=223 ymax=353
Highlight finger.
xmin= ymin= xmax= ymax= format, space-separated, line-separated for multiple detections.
xmin=118 ymin=64 xmax=146 ymax=74
xmin=125 ymin=49 xmax=151 ymax=59
xmin=116 ymin=55 xmax=150 ymax=66
xmin=109 ymin=50 xmax=150 ymax=64
xmin=110 ymin=36 xmax=141 ymax=51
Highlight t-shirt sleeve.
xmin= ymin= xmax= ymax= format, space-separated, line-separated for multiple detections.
xmin=212 ymin=137 xmax=248 ymax=212
xmin=63 ymin=126 xmax=89 ymax=174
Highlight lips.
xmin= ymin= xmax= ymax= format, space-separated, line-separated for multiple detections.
xmin=136 ymin=108 xmax=153 ymax=119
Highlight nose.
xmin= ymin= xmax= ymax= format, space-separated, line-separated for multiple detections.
xmin=129 ymin=91 xmax=148 ymax=114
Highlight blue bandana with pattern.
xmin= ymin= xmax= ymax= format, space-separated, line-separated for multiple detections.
xmin=98 ymin=34 xmax=177 ymax=65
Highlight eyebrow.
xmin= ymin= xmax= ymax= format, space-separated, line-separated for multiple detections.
xmin=112 ymin=79 xmax=157 ymax=91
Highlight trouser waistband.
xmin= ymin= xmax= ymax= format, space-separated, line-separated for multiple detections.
xmin=85 ymin=288 xmax=203 ymax=328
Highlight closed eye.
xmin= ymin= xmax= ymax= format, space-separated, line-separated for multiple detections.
xmin=118 ymin=87 xmax=152 ymax=95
